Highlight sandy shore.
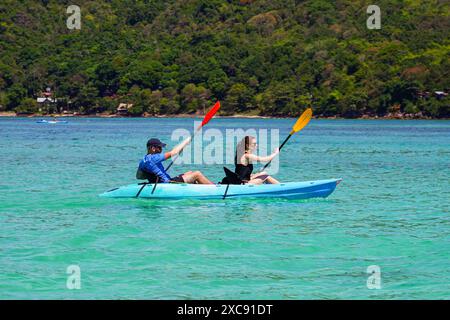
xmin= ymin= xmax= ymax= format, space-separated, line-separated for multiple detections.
xmin=0 ymin=111 xmax=445 ymax=120
xmin=0 ymin=112 xmax=283 ymax=119
xmin=0 ymin=112 xmax=17 ymax=117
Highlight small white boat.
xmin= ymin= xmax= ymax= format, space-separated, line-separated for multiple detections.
xmin=36 ymin=119 xmax=68 ymax=124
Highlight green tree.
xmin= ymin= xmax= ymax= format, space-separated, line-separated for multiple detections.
xmin=7 ymin=85 xmax=27 ymax=110
xmin=0 ymin=91 xmax=9 ymax=111
xmin=223 ymin=83 xmax=253 ymax=114
xmin=148 ymin=90 xmax=163 ymax=115
xmin=181 ymin=83 xmax=211 ymax=113
xmin=15 ymin=98 xmax=38 ymax=114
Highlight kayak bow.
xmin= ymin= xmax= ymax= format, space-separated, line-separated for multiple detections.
xmin=100 ymin=178 xmax=342 ymax=200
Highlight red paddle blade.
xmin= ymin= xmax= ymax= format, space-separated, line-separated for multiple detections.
xmin=201 ymin=101 xmax=221 ymax=127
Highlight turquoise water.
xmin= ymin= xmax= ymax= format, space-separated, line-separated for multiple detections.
xmin=0 ymin=117 xmax=449 ymax=299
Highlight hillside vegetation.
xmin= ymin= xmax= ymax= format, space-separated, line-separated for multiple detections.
xmin=0 ymin=0 xmax=449 ymax=117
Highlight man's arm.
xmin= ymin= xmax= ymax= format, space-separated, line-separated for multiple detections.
xmin=164 ymin=136 xmax=192 ymax=160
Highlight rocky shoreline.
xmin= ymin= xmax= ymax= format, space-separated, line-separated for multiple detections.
xmin=0 ymin=111 xmax=446 ymax=120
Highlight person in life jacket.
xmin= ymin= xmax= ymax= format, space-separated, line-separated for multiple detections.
xmin=136 ymin=138 xmax=214 ymax=184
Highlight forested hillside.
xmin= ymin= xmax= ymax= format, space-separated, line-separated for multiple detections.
xmin=0 ymin=0 xmax=448 ymax=117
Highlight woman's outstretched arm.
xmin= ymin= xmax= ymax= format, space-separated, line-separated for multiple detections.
xmin=245 ymin=148 xmax=279 ymax=163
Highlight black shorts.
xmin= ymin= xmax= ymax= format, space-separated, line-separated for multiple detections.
xmin=170 ymin=175 xmax=185 ymax=183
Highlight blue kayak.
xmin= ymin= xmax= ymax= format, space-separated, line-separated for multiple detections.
xmin=100 ymin=178 xmax=342 ymax=200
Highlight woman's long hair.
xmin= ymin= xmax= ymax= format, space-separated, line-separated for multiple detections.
xmin=235 ymin=136 xmax=254 ymax=165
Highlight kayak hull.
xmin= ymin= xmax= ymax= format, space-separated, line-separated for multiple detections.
xmin=100 ymin=179 xmax=342 ymax=200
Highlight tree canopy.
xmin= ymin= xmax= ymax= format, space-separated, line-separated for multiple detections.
xmin=0 ymin=0 xmax=448 ymax=117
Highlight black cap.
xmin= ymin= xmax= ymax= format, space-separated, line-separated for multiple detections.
xmin=147 ymin=138 xmax=166 ymax=148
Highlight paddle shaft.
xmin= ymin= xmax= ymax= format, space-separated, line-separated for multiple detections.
xmin=165 ymin=100 xmax=220 ymax=172
xmin=164 ymin=127 xmax=200 ymax=172
xmin=222 ymin=183 xmax=230 ymax=200
xmin=261 ymin=133 xmax=293 ymax=171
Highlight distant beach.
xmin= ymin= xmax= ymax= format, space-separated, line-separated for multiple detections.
xmin=0 ymin=111 xmax=445 ymax=120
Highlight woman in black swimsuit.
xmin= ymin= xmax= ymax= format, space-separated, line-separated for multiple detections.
xmin=235 ymin=136 xmax=280 ymax=184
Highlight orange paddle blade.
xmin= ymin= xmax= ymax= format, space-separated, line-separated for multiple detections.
xmin=290 ymin=108 xmax=312 ymax=134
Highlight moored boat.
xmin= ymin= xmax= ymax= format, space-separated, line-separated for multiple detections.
xmin=36 ymin=119 xmax=68 ymax=124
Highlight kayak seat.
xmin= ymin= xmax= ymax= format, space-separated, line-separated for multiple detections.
xmin=136 ymin=168 xmax=157 ymax=183
xmin=221 ymin=167 xmax=244 ymax=185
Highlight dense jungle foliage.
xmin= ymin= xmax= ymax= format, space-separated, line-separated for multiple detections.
xmin=0 ymin=0 xmax=449 ymax=117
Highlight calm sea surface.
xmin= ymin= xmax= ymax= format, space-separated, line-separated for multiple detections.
xmin=0 ymin=117 xmax=449 ymax=299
